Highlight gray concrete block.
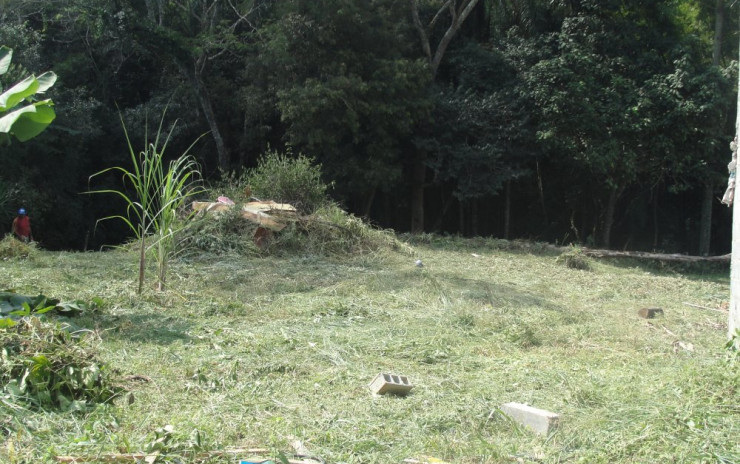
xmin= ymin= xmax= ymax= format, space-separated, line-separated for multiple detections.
xmin=369 ymin=373 xmax=413 ymax=395
xmin=499 ymin=402 xmax=560 ymax=435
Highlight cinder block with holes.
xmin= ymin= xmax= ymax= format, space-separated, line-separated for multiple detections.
xmin=498 ymin=402 xmax=560 ymax=435
xmin=369 ymin=373 xmax=414 ymax=395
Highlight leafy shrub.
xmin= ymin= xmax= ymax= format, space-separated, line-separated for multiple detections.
xmin=0 ymin=317 xmax=120 ymax=412
xmin=243 ymin=147 xmax=331 ymax=214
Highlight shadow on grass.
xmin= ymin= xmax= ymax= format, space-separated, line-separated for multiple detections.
xmin=597 ymin=257 xmax=730 ymax=284
xmin=101 ymin=312 xmax=193 ymax=345
xmin=443 ymin=275 xmax=566 ymax=312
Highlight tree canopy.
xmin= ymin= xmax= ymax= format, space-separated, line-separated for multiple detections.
xmin=0 ymin=0 xmax=735 ymax=253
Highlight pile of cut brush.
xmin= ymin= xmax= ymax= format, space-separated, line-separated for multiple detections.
xmin=0 ymin=291 xmax=120 ymax=418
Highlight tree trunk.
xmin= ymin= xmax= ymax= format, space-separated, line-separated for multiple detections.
xmin=410 ymin=155 xmax=426 ymax=233
xmin=504 ymin=180 xmax=511 ymax=239
xmin=652 ymin=188 xmax=659 ymax=250
xmin=713 ymin=0 xmax=725 ymax=66
xmin=362 ymin=187 xmax=377 ymax=219
xmin=409 ymin=0 xmax=481 ymax=230
xmin=471 ymin=199 xmax=479 ymax=236
xmin=729 ymin=3 xmax=740 ymax=341
xmin=601 ymin=186 xmax=622 ymax=249
xmin=431 ymin=190 xmax=455 ymax=231
xmin=698 ymin=182 xmax=714 ymax=256
xmin=410 ymin=0 xmax=481 ymax=78
xmin=698 ymin=0 xmax=724 ymax=256
xmin=176 ymin=60 xmax=230 ymax=172
xmin=536 ymin=161 xmax=548 ymax=227
xmin=459 ymin=198 xmax=465 ymax=235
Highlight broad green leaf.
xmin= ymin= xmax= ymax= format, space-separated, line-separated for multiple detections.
xmin=0 ymin=102 xmax=56 ymax=141
xmin=0 ymin=317 xmax=17 ymax=328
xmin=56 ymin=301 xmax=85 ymax=316
xmin=10 ymin=302 xmax=32 ymax=317
xmin=0 ymin=46 xmax=11 ymax=75
xmin=34 ymin=305 xmax=56 ymax=315
xmin=35 ymin=71 xmax=57 ymax=93
xmin=0 ymin=75 xmax=39 ymax=111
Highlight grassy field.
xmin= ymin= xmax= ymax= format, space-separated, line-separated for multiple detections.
xmin=1 ymin=235 xmax=738 ymax=463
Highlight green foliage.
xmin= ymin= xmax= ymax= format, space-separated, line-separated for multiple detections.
xmin=0 ymin=0 xmax=736 ymax=253
xmin=248 ymin=0 xmax=432 ymax=199
xmin=556 ymin=245 xmax=592 ymax=270
xmin=425 ymin=42 xmax=535 ymax=200
xmin=244 ymin=147 xmax=331 ymax=214
xmin=727 ymin=329 xmax=740 ymax=358
xmin=0 ymin=317 xmax=120 ymax=412
xmin=0 ymin=45 xmax=56 ymax=144
xmin=0 ymin=290 xmax=100 ymax=329
xmin=89 ymin=109 xmax=205 ymax=293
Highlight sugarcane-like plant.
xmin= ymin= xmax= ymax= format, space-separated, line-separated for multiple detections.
xmin=90 ymin=111 xmax=204 ymax=293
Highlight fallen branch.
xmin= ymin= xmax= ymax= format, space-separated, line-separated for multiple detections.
xmin=581 ymin=248 xmax=730 ymax=264
xmin=683 ymin=302 xmax=728 ymax=314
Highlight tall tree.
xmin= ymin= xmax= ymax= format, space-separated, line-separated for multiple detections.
xmin=249 ymin=0 xmax=432 ymax=211
xmin=698 ymin=0 xmax=727 ymax=255
xmin=121 ymin=0 xmax=267 ymax=172
xmin=408 ymin=0 xmax=480 ymax=232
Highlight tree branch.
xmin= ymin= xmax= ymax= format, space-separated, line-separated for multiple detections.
xmin=430 ymin=0 xmax=480 ymax=77
xmin=428 ymin=0 xmax=453 ymax=30
xmin=410 ymin=0 xmax=432 ymax=62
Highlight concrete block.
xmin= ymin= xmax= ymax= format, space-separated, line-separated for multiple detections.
xmin=499 ymin=402 xmax=559 ymax=435
xmin=638 ymin=307 xmax=664 ymax=319
xmin=369 ymin=373 xmax=413 ymax=395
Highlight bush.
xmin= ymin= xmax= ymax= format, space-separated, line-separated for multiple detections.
xmin=244 ymin=147 xmax=331 ymax=214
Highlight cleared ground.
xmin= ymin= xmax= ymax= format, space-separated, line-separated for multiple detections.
xmin=1 ymin=237 xmax=737 ymax=463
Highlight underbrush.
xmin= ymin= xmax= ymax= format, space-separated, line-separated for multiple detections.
xmin=267 ymin=204 xmax=411 ymax=256
xmin=188 ymin=148 xmax=410 ymax=259
xmin=1 ymin=316 xmax=120 ymax=418
xmin=180 ymin=203 xmax=412 ymax=258
xmin=0 ymin=235 xmax=38 ymax=260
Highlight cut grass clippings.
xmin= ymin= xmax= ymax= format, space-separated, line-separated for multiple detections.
xmin=0 ymin=237 xmax=737 ymax=463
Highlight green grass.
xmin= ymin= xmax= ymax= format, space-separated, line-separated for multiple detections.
xmin=1 ymin=237 xmax=737 ymax=463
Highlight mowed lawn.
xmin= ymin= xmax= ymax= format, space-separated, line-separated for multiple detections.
xmin=2 ymin=237 xmax=738 ymax=463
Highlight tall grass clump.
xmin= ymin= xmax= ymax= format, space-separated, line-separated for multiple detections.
xmin=89 ymin=110 xmax=204 ymax=293
xmin=243 ymin=147 xmax=331 ymax=214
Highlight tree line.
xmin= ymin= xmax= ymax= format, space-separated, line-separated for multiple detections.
xmin=0 ymin=0 xmax=736 ymax=254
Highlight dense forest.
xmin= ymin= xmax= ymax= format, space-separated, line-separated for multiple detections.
xmin=0 ymin=0 xmax=737 ymax=254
